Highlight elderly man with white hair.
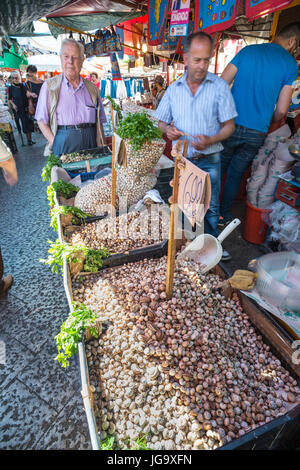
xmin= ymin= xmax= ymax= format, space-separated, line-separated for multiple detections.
xmin=35 ymin=38 xmax=107 ymax=156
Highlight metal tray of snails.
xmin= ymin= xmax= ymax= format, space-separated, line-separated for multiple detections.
xmin=60 ymin=146 xmax=112 ymax=168
xmin=53 ymin=196 xmax=300 ymax=450
xmin=62 ymin=207 xmax=177 ymax=275
xmin=71 ymin=253 xmax=300 ymax=451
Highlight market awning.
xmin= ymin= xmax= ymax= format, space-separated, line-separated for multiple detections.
xmin=0 ymin=0 xmax=70 ymax=36
xmin=0 ymin=50 xmax=28 ymax=68
xmin=46 ymin=0 xmax=145 ymax=37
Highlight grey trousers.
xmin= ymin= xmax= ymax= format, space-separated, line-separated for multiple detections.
xmin=52 ymin=127 xmax=97 ymax=156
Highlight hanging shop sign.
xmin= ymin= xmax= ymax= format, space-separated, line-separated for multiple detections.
xmin=194 ymin=0 xmax=239 ymax=34
xmin=176 ymin=20 xmax=195 ymax=53
xmin=148 ymin=0 xmax=172 ymax=45
xmin=245 ymin=0 xmax=294 ymax=21
xmin=169 ymin=0 xmax=191 ymax=37
xmin=158 ymin=21 xmax=181 ymax=50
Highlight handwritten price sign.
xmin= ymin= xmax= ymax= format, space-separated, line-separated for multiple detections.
xmin=177 ymin=159 xmax=211 ymax=226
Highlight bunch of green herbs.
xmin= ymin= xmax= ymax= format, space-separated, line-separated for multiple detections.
xmin=49 ymin=205 xmax=91 ymax=232
xmin=40 ymin=239 xmax=110 ymax=275
xmin=41 ymin=153 xmax=61 ymax=182
xmin=55 ymin=302 xmax=98 ymax=367
xmin=116 ymin=111 xmax=162 ymax=152
xmin=47 ymin=180 xmax=80 ymax=208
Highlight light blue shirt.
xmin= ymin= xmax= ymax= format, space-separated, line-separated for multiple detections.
xmin=154 ymin=72 xmax=237 ymax=158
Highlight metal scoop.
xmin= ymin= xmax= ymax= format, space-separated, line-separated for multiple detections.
xmin=178 ymin=218 xmax=241 ymax=273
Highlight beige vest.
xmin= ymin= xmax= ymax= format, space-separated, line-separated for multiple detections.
xmin=44 ymin=74 xmax=104 ymax=156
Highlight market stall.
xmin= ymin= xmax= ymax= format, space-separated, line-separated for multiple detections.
xmin=40 ymin=102 xmax=300 ymax=450
xmin=1 ymin=0 xmax=300 ymax=452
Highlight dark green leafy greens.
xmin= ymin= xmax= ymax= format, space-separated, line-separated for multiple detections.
xmin=49 ymin=205 xmax=91 ymax=232
xmin=116 ymin=111 xmax=162 ymax=152
xmin=55 ymin=302 xmax=98 ymax=368
xmin=41 ymin=153 xmax=61 ymax=182
xmin=40 ymin=239 xmax=110 ymax=275
xmin=47 ymin=180 xmax=80 ymax=208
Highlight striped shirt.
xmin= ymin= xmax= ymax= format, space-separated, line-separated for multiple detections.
xmin=154 ymin=72 xmax=237 ymax=158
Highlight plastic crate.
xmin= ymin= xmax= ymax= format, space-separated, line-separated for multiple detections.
xmin=66 ymin=170 xmax=97 ymax=182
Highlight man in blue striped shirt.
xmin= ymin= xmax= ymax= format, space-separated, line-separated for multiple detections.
xmin=154 ymin=32 xmax=237 ymax=250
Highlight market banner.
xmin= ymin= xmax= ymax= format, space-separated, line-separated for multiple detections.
xmin=148 ymin=0 xmax=172 ymax=45
xmin=170 ymin=0 xmax=190 ymax=37
xmin=116 ymin=27 xmax=124 ymax=60
xmin=110 ymin=53 xmax=122 ymax=81
xmin=176 ymin=22 xmax=219 ymax=55
xmin=194 ymin=0 xmax=239 ymax=34
xmin=158 ymin=24 xmax=181 ymax=51
xmin=245 ymin=0 xmax=294 ymax=20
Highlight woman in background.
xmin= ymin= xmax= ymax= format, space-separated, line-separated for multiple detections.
xmin=25 ymin=65 xmax=43 ymax=111
xmin=8 ymin=70 xmax=35 ymax=145
xmin=90 ymin=72 xmax=100 ymax=88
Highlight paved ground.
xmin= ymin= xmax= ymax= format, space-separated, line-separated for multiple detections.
xmin=0 ymin=131 xmax=91 ymax=450
xmin=0 ymin=129 xmax=266 ymax=450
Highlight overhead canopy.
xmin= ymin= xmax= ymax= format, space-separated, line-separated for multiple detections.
xmin=46 ymin=0 xmax=145 ymax=37
xmin=0 ymin=50 xmax=28 ymax=68
xmin=0 ymin=0 xmax=70 ymax=36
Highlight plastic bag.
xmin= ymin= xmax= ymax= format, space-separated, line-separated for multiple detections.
xmin=266 ymin=200 xmax=300 ymax=250
xmin=84 ymin=36 xmax=95 ymax=57
xmin=257 ymin=155 xmax=293 ymax=208
xmin=94 ymin=30 xmax=105 ymax=55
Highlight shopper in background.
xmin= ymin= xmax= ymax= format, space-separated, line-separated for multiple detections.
xmin=0 ymin=136 xmax=18 ymax=294
xmin=25 ymin=65 xmax=43 ymax=111
xmin=155 ymin=32 xmax=237 ymax=260
xmin=150 ymin=83 xmax=158 ymax=109
xmin=35 ymin=38 xmax=106 ymax=156
xmin=0 ymin=74 xmax=8 ymax=106
xmin=219 ymin=22 xmax=300 ymax=228
xmin=8 ymin=70 xmax=35 ymax=145
xmin=153 ymin=75 xmax=166 ymax=109
xmin=89 ymin=72 xmax=100 ymax=88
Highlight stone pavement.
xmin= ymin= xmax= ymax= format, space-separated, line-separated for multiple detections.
xmin=0 ymin=131 xmax=92 ymax=450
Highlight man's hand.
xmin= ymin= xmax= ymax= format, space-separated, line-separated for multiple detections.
xmin=38 ymin=121 xmax=55 ymax=147
xmin=166 ymin=124 xmax=183 ymax=141
xmin=158 ymin=121 xmax=182 ymax=141
xmin=192 ymin=135 xmax=212 ymax=151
